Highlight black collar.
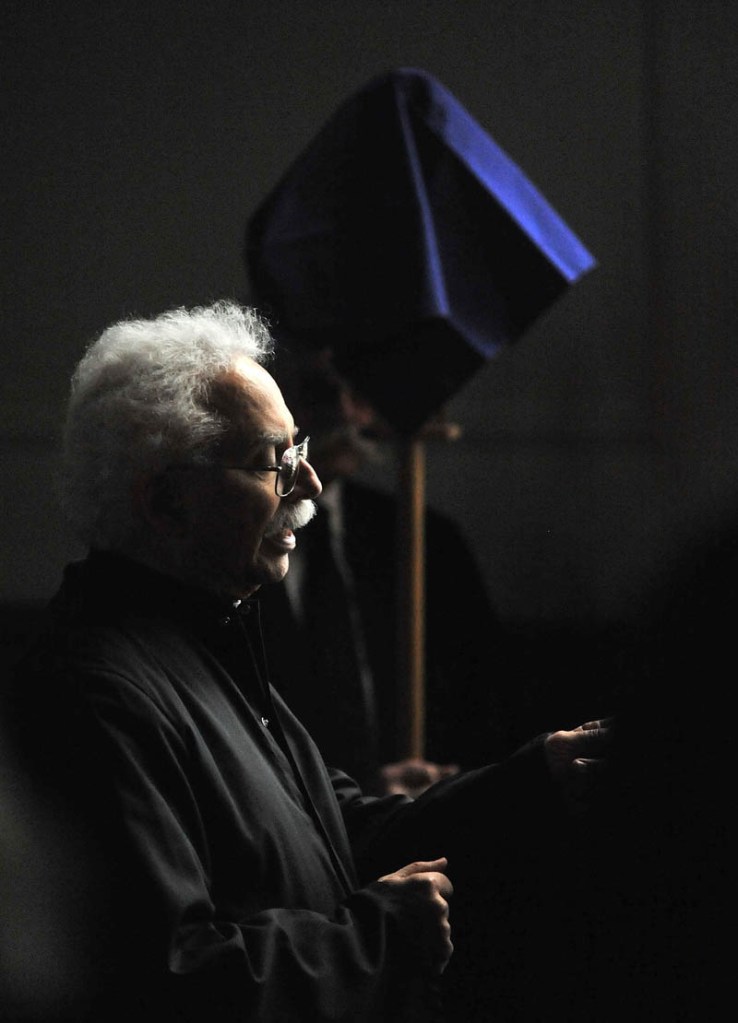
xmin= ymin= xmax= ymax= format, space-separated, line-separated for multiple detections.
xmin=52 ymin=550 xmax=259 ymax=629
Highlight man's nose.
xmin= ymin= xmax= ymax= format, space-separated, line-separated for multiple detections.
xmin=291 ymin=458 xmax=322 ymax=500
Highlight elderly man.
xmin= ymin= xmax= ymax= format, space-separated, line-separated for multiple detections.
xmin=6 ymin=300 xmax=608 ymax=1022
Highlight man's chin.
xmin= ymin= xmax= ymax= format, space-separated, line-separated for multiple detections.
xmin=255 ymin=551 xmax=291 ymax=588
xmin=187 ymin=555 xmax=289 ymax=601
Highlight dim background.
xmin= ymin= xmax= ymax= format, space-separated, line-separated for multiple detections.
xmin=2 ymin=0 xmax=738 ymax=726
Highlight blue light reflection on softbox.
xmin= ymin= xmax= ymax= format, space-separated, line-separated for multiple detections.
xmin=246 ymin=67 xmax=597 ymax=435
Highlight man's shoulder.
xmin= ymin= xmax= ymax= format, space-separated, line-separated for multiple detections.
xmin=15 ymin=611 xmax=168 ymax=684
xmin=342 ymin=478 xmax=465 ymax=536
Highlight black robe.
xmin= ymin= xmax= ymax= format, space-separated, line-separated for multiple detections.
xmin=4 ymin=551 xmax=559 ymax=1022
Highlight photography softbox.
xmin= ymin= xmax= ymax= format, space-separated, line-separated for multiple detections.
xmin=246 ymin=67 xmax=596 ymax=436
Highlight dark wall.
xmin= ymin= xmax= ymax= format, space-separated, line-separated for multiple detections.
xmin=3 ymin=0 xmax=738 ymax=632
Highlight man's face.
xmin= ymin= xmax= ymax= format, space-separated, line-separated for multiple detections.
xmin=175 ymin=358 xmax=321 ymax=598
xmin=275 ymin=348 xmax=393 ymax=485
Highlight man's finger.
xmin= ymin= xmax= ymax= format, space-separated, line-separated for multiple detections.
xmin=573 ymin=757 xmax=606 ymax=771
xmin=380 ymin=857 xmax=448 ymax=881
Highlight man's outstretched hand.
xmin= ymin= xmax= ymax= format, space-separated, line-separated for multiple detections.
xmin=544 ymin=718 xmax=613 ymax=814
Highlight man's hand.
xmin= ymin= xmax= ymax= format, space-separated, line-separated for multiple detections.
xmin=378 ymin=857 xmax=454 ymax=974
xmin=543 ymin=718 xmax=612 ymax=814
xmin=379 ymin=758 xmax=460 ymax=798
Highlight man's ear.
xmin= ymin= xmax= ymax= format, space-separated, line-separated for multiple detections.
xmin=133 ymin=471 xmax=189 ymax=537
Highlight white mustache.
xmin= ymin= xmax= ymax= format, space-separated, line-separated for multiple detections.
xmin=266 ymin=499 xmax=317 ymax=536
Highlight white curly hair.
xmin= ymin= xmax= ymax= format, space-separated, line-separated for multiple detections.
xmin=62 ymin=299 xmax=275 ymax=551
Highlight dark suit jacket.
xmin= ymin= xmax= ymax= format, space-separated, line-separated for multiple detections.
xmin=257 ymin=479 xmax=519 ymax=791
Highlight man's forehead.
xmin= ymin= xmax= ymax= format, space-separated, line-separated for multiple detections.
xmin=213 ymin=358 xmax=278 ymax=408
xmin=212 ymin=360 xmax=295 ymax=441
xmin=228 ymin=354 xmax=274 ymax=388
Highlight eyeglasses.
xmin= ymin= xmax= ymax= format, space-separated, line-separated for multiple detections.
xmin=223 ymin=436 xmax=310 ymax=497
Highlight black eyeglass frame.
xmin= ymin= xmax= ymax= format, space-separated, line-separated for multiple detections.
xmin=220 ymin=435 xmax=310 ymax=497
